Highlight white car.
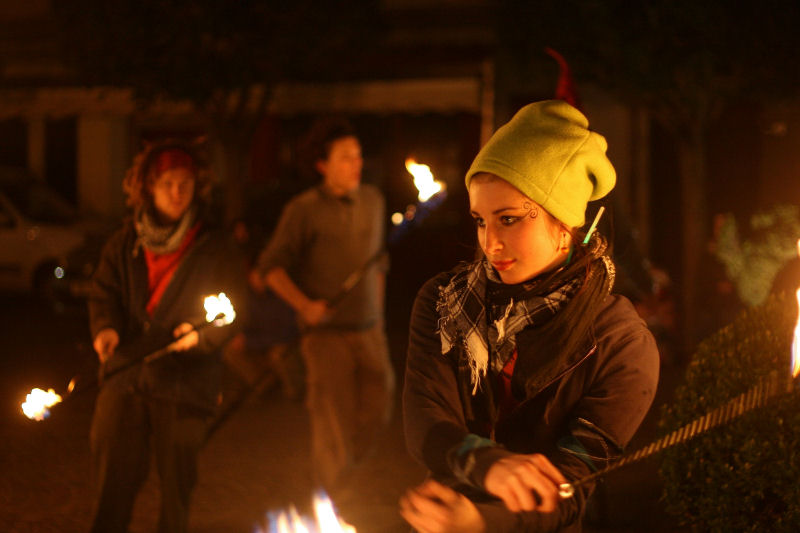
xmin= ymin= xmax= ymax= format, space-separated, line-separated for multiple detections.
xmin=0 ymin=168 xmax=106 ymax=298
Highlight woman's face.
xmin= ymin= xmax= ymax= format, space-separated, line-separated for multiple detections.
xmin=149 ymin=167 xmax=196 ymax=224
xmin=469 ymin=173 xmax=569 ymax=284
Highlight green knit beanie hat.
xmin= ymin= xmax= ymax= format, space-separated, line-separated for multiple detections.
xmin=465 ymin=100 xmax=616 ymax=228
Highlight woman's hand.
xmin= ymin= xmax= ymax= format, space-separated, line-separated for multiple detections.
xmin=170 ymin=322 xmax=199 ymax=351
xmin=400 ymin=480 xmax=485 ymax=533
xmin=93 ymin=328 xmax=119 ymax=363
xmin=483 ymin=453 xmax=566 ymax=513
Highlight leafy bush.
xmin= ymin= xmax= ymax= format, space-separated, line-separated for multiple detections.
xmin=659 ymin=292 xmax=800 ymax=532
xmin=714 ymin=205 xmax=800 ymax=307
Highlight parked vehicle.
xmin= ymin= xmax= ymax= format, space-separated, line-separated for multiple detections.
xmin=0 ymin=167 xmax=109 ymax=303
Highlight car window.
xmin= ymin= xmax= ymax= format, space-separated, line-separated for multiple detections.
xmin=0 ymin=180 xmax=77 ymax=224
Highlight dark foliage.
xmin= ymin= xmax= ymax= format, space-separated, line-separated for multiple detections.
xmin=659 ymin=292 xmax=800 ymax=531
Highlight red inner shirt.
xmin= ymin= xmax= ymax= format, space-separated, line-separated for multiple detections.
xmin=496 ymin=348 xmax=520 ymax=420
xmin=144 ymin=222 xmax=202 ymax=316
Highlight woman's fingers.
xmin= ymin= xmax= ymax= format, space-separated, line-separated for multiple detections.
xmin=400 ymin=485 xmax=448 ymax=533
xmin=530 ymin=454 xmax=567 ymax=484
xmin=493 ymin=473 xmax=528 ymax=512
xmin=400 ymin=480 xmax=485 ymax=533
xmin=485 ymin=454 xmax=565 ymax=513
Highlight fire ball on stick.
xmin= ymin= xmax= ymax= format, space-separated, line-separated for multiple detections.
xmin=20 ymin=292 xmax=236 ymax=420
xmin=390 ymin=158 xmax=447 ymax=243
xmin=20 ymin=387 xmax=63 ymax=421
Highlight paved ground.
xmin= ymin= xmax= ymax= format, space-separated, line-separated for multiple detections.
xmin=0 ymin=292 xmax=687 ymax=532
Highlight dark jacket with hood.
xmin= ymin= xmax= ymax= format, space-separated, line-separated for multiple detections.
xmin=403 ymin=267 xmax=660 ymax=532
xmin=89 ymin=217 xmax=245 ymax=412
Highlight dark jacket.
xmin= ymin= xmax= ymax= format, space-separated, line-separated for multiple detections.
xmin=403 ymin=268 xmax=660 ymax=532
xmin=89 ymin=218 xmax=246 ymax=412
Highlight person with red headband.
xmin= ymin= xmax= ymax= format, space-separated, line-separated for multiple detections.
xmin=87 ymin=140 xmax=245 ymax=533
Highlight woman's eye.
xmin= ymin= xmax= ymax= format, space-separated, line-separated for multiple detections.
xmin=500 ymin=216 xmax=518 ymax=225
xmin=473 ymin=217 xmax=485 ymax=228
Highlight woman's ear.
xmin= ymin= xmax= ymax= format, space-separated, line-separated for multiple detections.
xmin=559 ymin=228 xmax=573 ymax=252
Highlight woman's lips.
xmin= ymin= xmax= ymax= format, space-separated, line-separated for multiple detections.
xmin=491 ymin=260 xmax=514 ymax=272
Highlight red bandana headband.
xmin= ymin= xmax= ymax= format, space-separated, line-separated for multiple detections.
xmin=153 ymin=148 xmax=196 ymax=175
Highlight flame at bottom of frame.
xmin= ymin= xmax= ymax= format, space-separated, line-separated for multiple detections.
xmin=256 ymin=490 xmax=356 ymax=533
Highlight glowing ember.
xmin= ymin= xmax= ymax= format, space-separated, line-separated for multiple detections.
xmin=204 ymin=292 xmax=235 ymax=326
xmin=405 ymin=158 xmax=444 ymax=202
xmin=259 ymin=491 xmax=355 ymax=533
xmin=21 ymin=388 xmax=62 ymax=421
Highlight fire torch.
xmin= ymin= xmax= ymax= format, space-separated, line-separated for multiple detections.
xmin=327 ymin=158 xmax=446 ymax=307
xmin=20 ymin=292 xmax=236 ymax=421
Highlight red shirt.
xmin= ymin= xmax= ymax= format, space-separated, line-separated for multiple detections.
xmin=496 ymin=349 xmax=520 ymax=420
xmin=144 ymin=222 xmax=202 ymax=316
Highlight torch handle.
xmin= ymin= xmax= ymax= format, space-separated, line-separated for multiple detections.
xmin=559 ymin=370 xmax=786 ymax=499
xmin=326 ymin=250 xmax=388 ymax=308
xmin=326 ymin=189 xmax=446 ymax=309
xmin=89 ymin=317 xmax=223 ymax=390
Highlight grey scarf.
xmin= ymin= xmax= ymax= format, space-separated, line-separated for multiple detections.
xmin=133 ymin=204 xmax=198 ymax=256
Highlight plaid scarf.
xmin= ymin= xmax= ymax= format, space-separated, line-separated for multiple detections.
xmin=436 ymin=235 xmax=614 ymax=395
xmin=437 ymin=261 xmax=579 ymax=394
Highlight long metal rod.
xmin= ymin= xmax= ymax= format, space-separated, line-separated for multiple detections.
xmin=558 ymin=370 xmax=790 ymax=498
xmin=326 ymin=190 xmax=447 ymax=308
xmin=49 ymin=316 xmax=222 ymax=404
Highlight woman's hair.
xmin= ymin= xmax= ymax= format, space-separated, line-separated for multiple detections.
xmin=122 ymin=139 xmax=213 ymax=210
xmin=518 ymin=234 xmax=614 ymax=397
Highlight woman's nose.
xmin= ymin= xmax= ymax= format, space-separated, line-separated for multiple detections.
xmin=482 ymin=226 xmax=503 ymax=254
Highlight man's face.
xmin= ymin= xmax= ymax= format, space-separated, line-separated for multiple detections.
xmin=317 ymin=136 xmax=363 ymax=196
xmin=149 ymin=167 xmax=196 ymax=223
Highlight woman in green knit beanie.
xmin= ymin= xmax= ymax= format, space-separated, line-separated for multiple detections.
xmin=400 ymin=100 xmax=660 ymax=532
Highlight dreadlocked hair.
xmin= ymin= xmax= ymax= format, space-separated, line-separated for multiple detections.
xmin=122 ymin=138 xmax=213 ymax=211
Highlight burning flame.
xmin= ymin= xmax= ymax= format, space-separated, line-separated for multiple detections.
xmin=792 ymin=288 xmax=800 ymax=379
xmin=792 ymin=239 xmax=800 ymax=379
xmin=260 ymin=491 xmax=355 ymax=533
xmin=312 ymin=491 xmax=356 ymax=533
xmin=21 ymin=388 xmax=62 ymax=420
xmin=405 ymin=158 xmax=444 ymax=202
xmin=204 ymin=292 xmax=236 ymax=326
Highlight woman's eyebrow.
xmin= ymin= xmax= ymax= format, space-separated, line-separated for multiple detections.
xmin=492 ymin=206 xmax=524 ymax=215
xmin=470 ymin=205 xmax=524 ymax=216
